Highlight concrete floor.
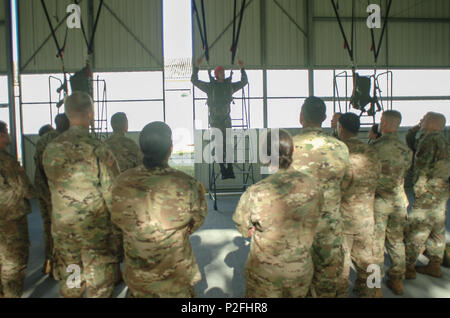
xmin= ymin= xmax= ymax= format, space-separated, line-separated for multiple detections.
xmin=22 ymin=194 xmax=450 ymax=298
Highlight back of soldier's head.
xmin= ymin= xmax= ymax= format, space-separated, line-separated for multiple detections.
xmin=382 ymin=110 xmax=402 ymax=131
xmin=339 ymin=113 xmax=360 ymax=136
xmin=38 ymin=124 xmax=54 ymax=137
xmin=65 ymin=91 xmax=94 ymax=120
xmin=424 ymin=112 xmax=446 ymax=131
xmin=0 ymin=121 xmax=7 ymax=134
xmin=111 ymin=112 xmax=128 ymax=133
xmin=55 ymin=113 xmax=70 ymax=133
xmin=301 ymin=97 xmax=327 ymax=126
xmin=265 ymin=129 xmax=294 ymax=170
xmin=139 ymin=122 xmax=173 ymax=169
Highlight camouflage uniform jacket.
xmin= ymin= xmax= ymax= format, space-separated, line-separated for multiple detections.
xmin=413 ymin=131 xmax=450 ymax=194
xmin=372 ymin=133 xmax=412 ymax=199
xmin=34 ymin=130 xmax=60 ymax=203
xmin=104 ymin=132 xmax=143 ymax=173
xmin=42 ymin=126 xmax=120 ymax=236
xmin=341 ymin=137 xmax=381 ymax=234
xmin=233 ymin=168 xmax=323 ymax=280
xmin=111 ymin=164 xmax=207 ymax=287
xmin=0 ymin=150 xmax=34 ymax=222
xmin=291 ymin=127 xmax=351 ymax=215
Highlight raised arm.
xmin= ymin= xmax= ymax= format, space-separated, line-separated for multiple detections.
xmin=191 ymin=58 xmax=211 ymax=94
xmin=232 ymin=60 xmax=249 ymax=93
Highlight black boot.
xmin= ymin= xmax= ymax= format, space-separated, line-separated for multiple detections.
xmin=219 ymin=164 xmax=229 ymax=180
xmin=227 ymin=164 xmax=235 ymax=179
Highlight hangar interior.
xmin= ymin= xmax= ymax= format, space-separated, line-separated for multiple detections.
xmin=0 ymin=0 xmax=449 ymax=298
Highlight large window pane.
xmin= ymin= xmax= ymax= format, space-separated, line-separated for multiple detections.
xmin=267 ymin=70 xmax=308 ymax=98
xmin=0 ymin=76 xmax=8 ymax=103
xmin=268 ymin=99 xmax=303 ymax=128
xmin=94 ymin=72 xmax=164 ymax=100
xmin=22 ymin=74 xmax=63 ymax=103
xmin=22 ymin=104 xmax=56 ymax=135
xmin=393 ymin=70 xmax=450 ymax=97
xmin=393 ymin=100 xmax=450 ymax=127
xmin=107 ymin=102 xmax=164 ymax=132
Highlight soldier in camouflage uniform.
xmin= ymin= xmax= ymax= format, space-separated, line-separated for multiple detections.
xmin=405 ymin=113 xmax=431 ymax=189
xmin=0 ymin=121 xmax=35 ymax=298
xmin=233 ymin=129 xmax=323 ymax=298
xmin=104 ymin=112 xmax=144 ymax=285
xmin=191 ymin=57 xmax=248 ymax=179
xmin=34 ymin=114 xmax=70 ymax=276
xmin=104 ymin=112 xmax=143 ymax=173
xmin=405 ymin=112 xmax=449 ymax=278
xmin=43 ymin=92 xmax=120 ymax=298
xmin=291 ymin=97 xmax=351 ymax=298
xmin=111 ymin=122 xmax=207 ymax=298
xmin=372 ymin=110 xmax=412 ymax=296
xmin=335 ymin=114 xmax=381 ymax=298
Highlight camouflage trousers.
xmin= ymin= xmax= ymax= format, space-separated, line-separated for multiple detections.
xmin=0 ymin=217 xmax=30 ymax=298
xmin=244 ymin=262 xmax=313 ymax=298
xmin=111 ymin=224 xmax=124 ymax=283
xmin=373 ymin=195 xmax=408 ymax=279
xmin=124 ymin=263 xmax=198 ymax=298
xmin=310 ymin=210 xmax=344 ymax=298
xmin=53 ymin=230 xmax=116 ymax=298
xmin=37 ymin=196 xmax=53 ymax=262
xmin=337 ymin=231 xmax=376 ymax=298
xmin=405 ymin=184 xmax=448 ymax=265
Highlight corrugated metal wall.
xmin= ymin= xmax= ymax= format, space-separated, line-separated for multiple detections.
xmin=18 ymin=0 xmax=163 ymax=74
xmin=0 ymin=0 xmax=7 ymax=74
xmin=193 ymin=0 xmax=450 ymax=69
xmin=192 ymin=0 xmax=262 ymax=69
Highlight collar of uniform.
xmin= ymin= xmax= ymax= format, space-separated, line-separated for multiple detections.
xmin=145 ymin=162 xmax=170 ymax=173
xmin=381 ymin=132 xmax=398 ymax=138
xmin=68 ymin=126 xmax=90 ymax=136
xmin=111 ymin=131 xmax=126 ymax=138
xmin=301 ymin=127 xmax=323 ymax=133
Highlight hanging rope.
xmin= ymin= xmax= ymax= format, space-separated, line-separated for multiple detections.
xmin=193 ymin=0 xmax=210 ymax=62
xmin=75 ymin=0 xmax=104 ymax=55
xmin=330 ymin=0 xmax=354 ymax=64
xmin=231 ymin=0 xmax=247 ymax=66
xmin=369 ymin=0 xmax=393 ymax=64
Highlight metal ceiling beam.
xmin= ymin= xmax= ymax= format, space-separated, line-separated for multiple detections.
xmin=197 ymin=0 xmax=256 ymax=62
xmin=102 ymin=1 xmax=163 ymax=68
xmin=21 ymin=0 xmax=86 ymax=71
xmin=314 ymin=16 xmax=450 ymax=23
xmin=272 ymin=0 xmax=308 ymax=39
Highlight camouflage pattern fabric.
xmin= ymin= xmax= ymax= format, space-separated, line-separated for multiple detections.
xmin=43 ymin=126 xmax=120 ymax=298
xmin=405 ymin=128 xmax=424 ymax=189
xmin=104 ymin=132 xmax=143 ymax=173
xmin=0 ymin=150 xmax=34 ymax=298
xmin=372 ymin=132 xmax=412 ymax=280
xmin=233 ymin=168 xmax=323 ymax=298
xmin=34 ymin=130 xmax=60 ymax=264
xmin=291 ymin=127 xmax=351 ymax=298
xmin=111 ymin=164 xmax=207 ymax=298
xmin=104 ymin=132 xmax=144 ymax=266
xmin=405 ymin=131 xmax=450 ymax=265
xmin=337 ymin=137 xmax=381 ymax=298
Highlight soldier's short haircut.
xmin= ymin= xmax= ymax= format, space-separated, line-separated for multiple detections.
xmin=139 ymin=121 xmax=173 ymax=169
xmin=111 ymin=112 xmax=128 ymax=132
xmin=301 ymin=97 xmax=327 ymax=125
xmin=55 ymin=113 xmax=70 ymax=133
xmin=0 ymin=121 xmax=7 ymax=134
xmin=265 ymin=129 xmax=294 ymax=170
xmin=65 ymin=91 xmax=94 ymax=119
xmin=38 ymin=124 xmax=54 ymax=136
xmin=339 ymin=113 xmax=360 ymax=135
xmin=382 ymin=110 xmax=402 ymax=128
xmin=427 ymin=112 xmax=446 ymax=128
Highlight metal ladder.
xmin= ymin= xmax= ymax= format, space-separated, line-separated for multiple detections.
xmin=208 ymin=84 xmax=255 ymax=211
